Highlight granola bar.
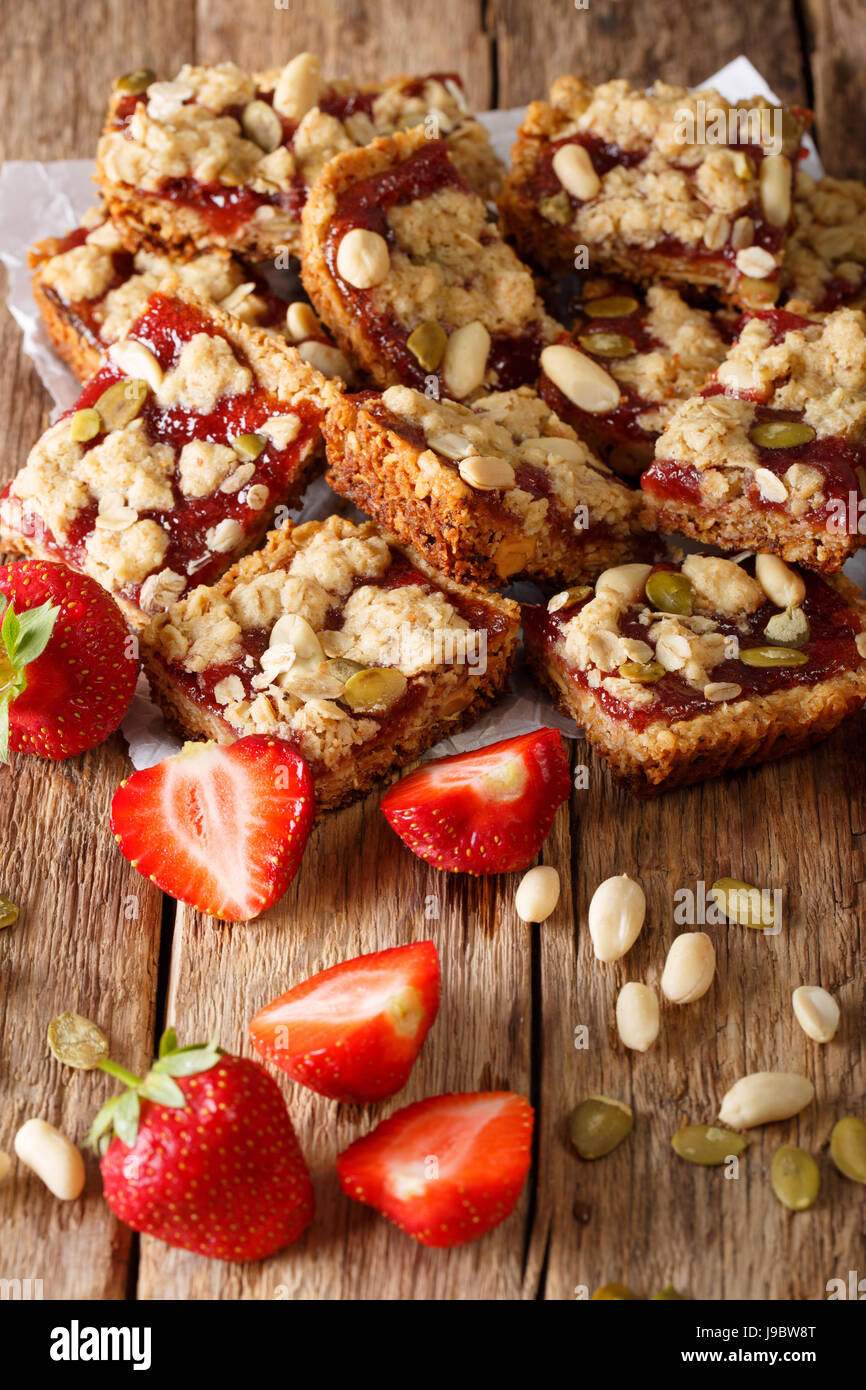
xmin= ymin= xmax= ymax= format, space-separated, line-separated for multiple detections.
xmin=641 ymin=306 xmax=866 ymax=572
xmin=498 ymin=77 xmax=809 ymax=306
xmin=140 ymin=515 xmax=521 ymax=810
xmin=323 ymin=383 xmax=652 ymax=587
xmin=0 ymin=285 xmax=341 ymax=626
xmin=782 ymin=170 xmax=866 ymax=312
xmin=95 ymin=57 xmax=502 ymax=261
xmin=523 ymin=553 xmax=866 ymax=795
xmin=300 ymin=126 xmax=558 ymax=396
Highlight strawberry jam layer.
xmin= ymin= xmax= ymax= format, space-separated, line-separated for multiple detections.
xmin=325 ymin=141 xmax=543 ymax=392
xmin=524 ymin=563 xmax=863 ymax=731
xmin=44 ymin=292 xmax=321 ymax=602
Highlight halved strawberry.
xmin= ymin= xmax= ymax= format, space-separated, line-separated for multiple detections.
xmin=110 ymin=736 xmax=314 ymax=921
xmin=0 ymin=559 xmax=138 ymax=760
xmin=381 ymin=727 xmax=571 ymax=874
xmin=249 ymin=941 xmax=441 ymax=1103
xmin=336 ymin=1091 xmax=534 ymax=1247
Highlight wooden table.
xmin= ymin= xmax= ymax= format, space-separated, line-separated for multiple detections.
xmin=1 ymin=0 xmax=864 ymax=1302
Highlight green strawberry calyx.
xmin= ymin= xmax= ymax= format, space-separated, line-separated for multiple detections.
xmin=85 ymin=1027 xmax=223 ymax=1153
xmin=0 ymin=594 xmax=60 ymax=762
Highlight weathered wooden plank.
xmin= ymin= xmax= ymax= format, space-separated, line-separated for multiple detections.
xmin=803 ymin=0 xmax=866 ymax=178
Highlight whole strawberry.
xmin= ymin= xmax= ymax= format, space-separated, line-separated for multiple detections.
xmin=88 ymin=1030 xmax=314 ymax=1262
xmin=0 ymin=559 xmax=138 ymax=760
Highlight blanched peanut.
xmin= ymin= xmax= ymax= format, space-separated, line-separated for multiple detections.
xmin=588 ymin=873 xmax=645 ymax=963
xmin=295 ymin=340 xmax=352 ymax=380
xmin=792 ymin=985 xmax=840 ymax=1043
xmin=515 ymin=866 xmax=560 ymax=923
xmin=661 ymin=933 xmax=715 ymax=1004
xmin=760 ymin=153 xmax=792 ymax=226
xmin=755 ymin=553 xmax=806 ymax=608
xmin=615 ymin=982 xmax=659 ymax=1052
xmin=272 ymin=52 xmax=322 ymax=122
xmin=551 ymin=143 xmax=601 ymax=201
xmin=718 ymin=1072 xmax=814 ymax=1129
xmin=442 ymin=321 xmax=491 ymax=399
xmin=14 ymin=1119 xmax=85 ymax=1200
xmin=285 ymin=301 xmax=321 ymax=341
xmin=458 ymin=455 xmax=516 ymax=491
xmin=540 ymin=344 xmax=620 ymax=414
xmin=595 ymin=563 xmax=652 ymax=604
xmin=336 ymin=228 xmax=390 ymax=289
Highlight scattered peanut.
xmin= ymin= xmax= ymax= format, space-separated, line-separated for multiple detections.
xmin=792 ymin=985 xmax=840 ymax=1043
xmin=551 ymin=143 xmax=601 ymax=202
xmin=14 ymin=1118 xmax=85 ymax=1200
xmin=759 ymin=153 xmax=792 ymax=227
xmin=588 ymin=873 xmax=646 ymax=963
xmin=594 ymin=563 xmax=652 ymax=604
xmin=717 ymin=1072 xmax=814 ymax=1130
xmin=660 ymin=933 xmax=716 ymax=1004
xmin=755 ymin=553 xmax=806 ymax=608
xmin=615 ymin=982 xmax=659 ymax=1053
xmin=336 ymin=228 xmax=391 ymax=289
xmin=540 ymin=343 xmax=621 ymax=414
xmin=285 ymin=301 xmax=321 ymax=341
xmin=514 ymin=866 xmax=560 ymax=923
xmin=442 ymin=321 xmax=491 ymax=399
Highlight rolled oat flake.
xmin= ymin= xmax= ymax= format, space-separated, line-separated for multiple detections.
xmin=47 ymin=1012 xmax=109 ymax=1070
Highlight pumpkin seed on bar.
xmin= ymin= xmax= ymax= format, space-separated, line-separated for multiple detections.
xmin=241 ymin=99 xmax=283 ymax=153
xmin=738 ymin=277 xmax=781 ymax=307
xmin=619 ymin=659 xmax=665 ymax=683
xmin=739 ymin=645 xmax=808 ymax=668
xmin=407 ymin=321 xmax=448 ymax=372
xmin=47 ymin=1012 xmax=109 ymax=1071
xmin=538 ymin=191 xmax=571 ymax=225
xmin=233 ymin=432 xmax=267 ymax=462
xmin=583 ymin=295 xmax=640 ymax=318
xmin=569 ymin=1095 xmax=633 ymax=1160
xmin=645 ymin=569 xmax=694 ymax=616
xmin=0 ymin=895 xmax=18 ymax=929
xmin=95 ymin=378 xmax=148 ymax=431
xmin=671 ymin=1123 xmax=750 ymax=1166
xmin=70 ymin=408 xmax=102 ymax=444
xmin=652 ymin=1286 xmax=687 ymax=1300
xmin=325 ymin=657 xmax=365 ymax=684
xmin=343 ymin=667 xmax=407 ymax=712
xmin=592 ymin=1283 xmax=637 ymax=1300
xmin=115 ymin=68 xmax=156 ymax=94
xmin=770 ymin=1144 xmax=820 ymax=1211
xmin=749 ymin=420 xmax=816 ymax=450
xmin=829 ymin=1116 xmax=866 ymax=1184
xmin=763 ymin=606 xmax=810 ymax=648
xmin=710 ymin=877 xmax=777 ymax=930
xmin=577 ymin=331 xmax=635 ymax=359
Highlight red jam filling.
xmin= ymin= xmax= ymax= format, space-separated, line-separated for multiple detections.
xmin=325 ymin=141 xmax=543 ymax=392
xmin=524 ymin=562 xmax=863 ymax=731
xmin=32 ymin=292 xmax=321 ymax=602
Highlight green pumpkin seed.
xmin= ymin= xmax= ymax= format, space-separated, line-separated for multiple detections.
xmin=343 ymin=667 xmax=408 ymax=712
xmin=763 ymin=606 xmax=810 ymax=648
xmin=592 ymin=1283 xmax=637 ymax=1300
xmin=233 ymin=432 xmax=267 ymax=462
xmin=749 ymin=420 xmax=816 ymax=450
xmin=829 ymin=1116 xmax=866 ymax=1184
xmin=739 ymin=645 xmax=809 ymax=668
xmin=538 ymin=191 xmax=572 ymax=225
xmin=583 ymin=295 xmax=640 ymax=318
xmin=671 ymin=1123 xmax=750 ymax=1166
xmin=569 ymin=1095 xmax=634 ymax=1160
xmin=619 ymin=659 xmax=666 ymax=683
xmin=95 ymin=378 xmax=149 ymax=431
xmin=407 ymin=321 xmax=448 ymax=372
xmin=645 ymin=569 xmax=695 ymax=616
xmin=709 ymin=877 xmax=777 ymax=930
xmin=770 ymin=1145 xmax=820 ymax=1211
xmin=0 ymin=895 xmax=18 ymax=929
xmin=241 ymin=99 xmax=283 ymax=153
xmin=577 ymin=331 xmax=636 ymax=359
xmin=652 ymin=1286 xmax=687 ymax=1300
xmin=738 ymin=277 xmax=781 ymax=307
xmin=70 ymin=408 xmax=102 ymax=444
xmin=115 ymin=68 xmax=156 ymax=95
xmin=47 ymin=1012 xmax=109 ymax=1070
xmin=325 ymin=657 xmax=365 ymax=684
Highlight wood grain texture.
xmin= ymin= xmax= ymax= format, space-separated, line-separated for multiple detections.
xmin=1 ymin=0 xmax=864 ymax=1304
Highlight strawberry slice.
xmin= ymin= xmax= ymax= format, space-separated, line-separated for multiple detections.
xmin=381 ymin=727 xmax=571 ymax=874
xmin=110 ymin=736 xmax=314 ymax=922
xmin=336 ymin=1091 xmax=534 ymax=1247
xmin=249 ymin=941 xmax=441 ymax=1103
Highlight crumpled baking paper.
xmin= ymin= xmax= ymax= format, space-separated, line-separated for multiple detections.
xmin=1 ymin=58 xmax=860 ymax=771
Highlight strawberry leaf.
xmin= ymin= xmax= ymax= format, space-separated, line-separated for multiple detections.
xmin=138 ymin=1071 xmax=185 ymax=1107
xmin=158 ymin=1026 xmax=178 ymax=1058
xmin=84 ymin=1093 xmax=123 ymax=1152
xmin=153 ymin=1035 xmax=222 ymax=1078
xmin=1 ymin=600 xmax=20 ymax=659
xmin=9 ymin=600 xmax=60 ymax=668
xmin=113 ymin=1089 xmax=141 ymax=1148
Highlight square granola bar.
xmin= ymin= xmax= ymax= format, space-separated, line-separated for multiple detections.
xmin=782 ymin=170 xmax=866 ymax=312
xmin=300 ymin=126 xmax=558 ymax=396
xmin=140 ymin=515 xmax=521 ymax=810
xmin=641 ymin=306 xmax=866 ymax=572
xmin=95 ymin=57 xmax=502 ymax=262
xmin=323 ymin=383 xmax=651 ymax=587
xmin=537 ymin=278 xmax=731 ymax=478
xmin=498 ymin=77 xmax=809 ymax=306
xmin=0 ymin=284 xmax=341 ymax=626
xmin=523 ymin=553 xmax=866 ymax=795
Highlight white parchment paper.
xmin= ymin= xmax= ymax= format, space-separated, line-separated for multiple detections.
xmin=1 ymin=58 xmax=859 ymax=770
